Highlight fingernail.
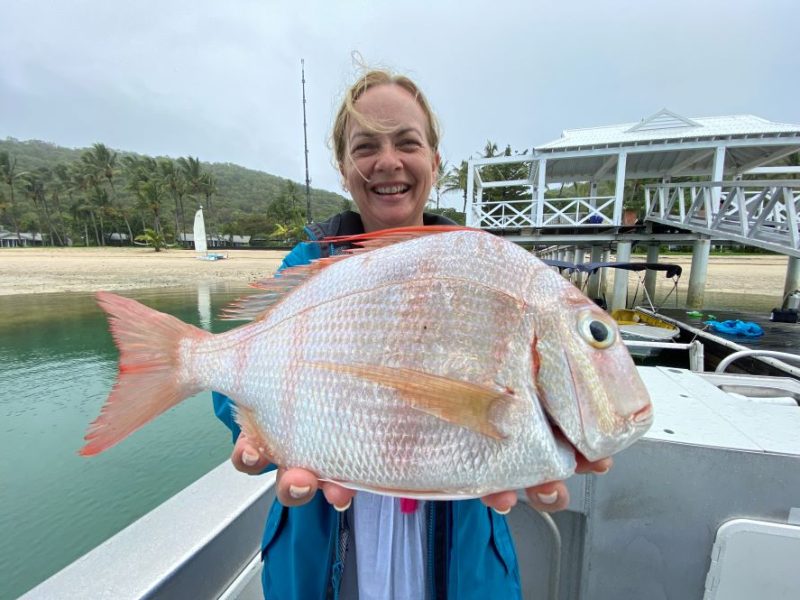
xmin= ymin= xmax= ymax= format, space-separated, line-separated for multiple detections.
xmin=241 ymin=451 xmax=259 ymax=466
xmin=493 ymin=506 xmax=511 ymax=515
xmin=334 ymin=499 xmax=352 ymax=512
xmin=289 ymin=485 xmax=311 ymax=499
xmin=536 ymin=491 xmax=559 ymax=505
xmin=593 ymin=465 xmax=610 ymax=475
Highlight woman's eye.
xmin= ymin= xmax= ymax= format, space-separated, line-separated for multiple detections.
xmin=352 ymin=143 xmax=375 ymax=154
xmin=398 ymin=140 xmax=422 ymax=149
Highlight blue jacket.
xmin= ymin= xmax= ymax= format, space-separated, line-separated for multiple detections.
xmin=213 ymin=212 xmax=522 ymax=599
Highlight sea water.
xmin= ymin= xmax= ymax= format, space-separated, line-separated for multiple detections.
xmin=0 ymin=285 xmax=246 ymax=599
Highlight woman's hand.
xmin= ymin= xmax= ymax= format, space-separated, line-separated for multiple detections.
xmin=480 ymin=455 xmax=613 ymax=514
xmin=231 ymin=433 xmax=356 ymax=510
xmin=233 ymin=431 xmax=612 ymax=513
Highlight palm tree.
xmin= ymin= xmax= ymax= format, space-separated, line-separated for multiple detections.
xmin=432 ymin=160 xmax=448 ymax=209
xmin=82 ymin=143 xmax=134 ymax=245
xmin=0 ymin=150 xmax=24 ymax=241
xmin=442 ymin=160 xmax=469 ymax=212
xmin=158 ymin=159 xmax=187 ymax=244
xmin=135 ymin=228 xmax=167 ymax=252
xmin=20 ymin=168 xmax=64 ymax=246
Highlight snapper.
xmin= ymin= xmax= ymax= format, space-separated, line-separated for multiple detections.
xmin=82 ymin=227 xmax=652 ymax=498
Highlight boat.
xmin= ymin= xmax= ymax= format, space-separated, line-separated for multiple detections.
xmin=611 ymin=308 xmax=680 ymax=342
xmin=194 ymin=207 xmax=226 ymax=261
xmin=21 ymin=359 xmax=800 ymax=599
xmin=579 ymin=261 xmax=683 ymax=356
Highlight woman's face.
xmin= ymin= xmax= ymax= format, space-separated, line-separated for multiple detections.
xmin=341 ymin=84 xmax=439 ymax=232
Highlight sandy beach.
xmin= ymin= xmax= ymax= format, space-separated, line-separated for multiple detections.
xmin=0 ymin=246 xmax=792 ymax=309
xmin=0 ymin=247 xmax=287 ymax=296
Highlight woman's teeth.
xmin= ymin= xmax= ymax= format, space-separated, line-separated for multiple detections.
xmin=374 ymin=185 xmax=409 ymax=195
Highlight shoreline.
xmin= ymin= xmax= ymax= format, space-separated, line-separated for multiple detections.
xmin=0 ymin=247 xmax=287 ymax=296
xmin=0 ymin=247 xmax=791 ymax=308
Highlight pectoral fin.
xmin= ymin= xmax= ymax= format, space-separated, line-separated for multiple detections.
xmin=309 ymin=361 xmax=513 ymax=440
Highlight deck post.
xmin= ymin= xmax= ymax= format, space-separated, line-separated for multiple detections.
xmin=466 ymin=160 xmax=475 ymax=227
xmin=536 ymin=158 xmax=547 ymax=227
xmin=783 ymin=256 xmax=800 ymax=308
xmin=600 ymin=250 xmax=611 ymax=299
xmin=644 ymin=244 xmax=661 ymax=302
xmin=613 ymin=153 xmax=627 ymax=225
xmin=610 ymin=241 xmax=632 ymax=312
xmin=686 ymin=238 xmax=711 ymax=309
xmin=587 ymin=246 xmax=604 ymax=299
xmin=573 ymin=246 xmax=586 ymax=288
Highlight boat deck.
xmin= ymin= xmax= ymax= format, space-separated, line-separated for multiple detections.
xmin=655 ymin=307 xmax=800 ymax=376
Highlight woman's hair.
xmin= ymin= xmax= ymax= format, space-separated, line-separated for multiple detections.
xmin=331 ymin=69 xmax=440 ymax=170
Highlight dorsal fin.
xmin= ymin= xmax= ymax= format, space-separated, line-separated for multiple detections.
xmin=221 ymin=225 xmax=473 ymax=321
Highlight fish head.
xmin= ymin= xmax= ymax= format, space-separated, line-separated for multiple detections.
xmin=531 ymin=287 xmax=652 ymax=462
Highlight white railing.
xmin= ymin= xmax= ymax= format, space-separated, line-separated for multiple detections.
xmin=470 ymin=195 xmax=618 ymax=229
xmin=644 ymin=180 xmax=800 ymax=257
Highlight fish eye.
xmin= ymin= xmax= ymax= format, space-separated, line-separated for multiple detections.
xmin=577 ymin=312 xmax=616 ymax=349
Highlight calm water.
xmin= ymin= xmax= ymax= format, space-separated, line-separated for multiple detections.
xmin=0 ymin=285 xmax=248 ymax=599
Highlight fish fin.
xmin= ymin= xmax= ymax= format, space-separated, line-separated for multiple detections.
xmin=80 ymin=292 xmax=210 ymax=456
xmin=233 ymin=403 xmax=280 ymax=462
xmin=309 ymin=362 xmax=513 ymax=440
xmin=220 ymin=225 xmax=475 ymax=322
xmin=322 ymin=225 xmax=475 ymax=250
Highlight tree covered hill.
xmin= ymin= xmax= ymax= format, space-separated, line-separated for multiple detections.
xmin=0 ymin=137 xmax=350 ymax=246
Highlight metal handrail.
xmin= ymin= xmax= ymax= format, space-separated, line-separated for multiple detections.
xmin=624 ymin=339 xmax=705 ymax=372
xmin=715 ymin=350 xmax=800 ymax=374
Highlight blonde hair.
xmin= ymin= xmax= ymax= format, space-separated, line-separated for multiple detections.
xmin=331 ymin=69 xmax=440 ymax=171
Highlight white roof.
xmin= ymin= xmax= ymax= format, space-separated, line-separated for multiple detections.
xmin=538 ymin=109 xmax=800 ymax=151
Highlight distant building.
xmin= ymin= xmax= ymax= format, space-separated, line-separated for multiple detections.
xmin=0 ymin=230 xmax=45 ymax=247
xmin=178 ymin=233 xmax=251 ymax=248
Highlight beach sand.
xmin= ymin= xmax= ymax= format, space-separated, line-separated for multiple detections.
xmin=0 ymin=246 xmax=792 ymax=309
xmin=0 ymin=247 xmax=287 ymax=296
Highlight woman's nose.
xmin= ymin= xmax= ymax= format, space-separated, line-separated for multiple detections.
xmin=374 ymin=145 xmax=402 ymax=171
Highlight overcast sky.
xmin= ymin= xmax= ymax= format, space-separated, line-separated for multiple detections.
xmin=1 ymin=0 xmax=797 ymax=208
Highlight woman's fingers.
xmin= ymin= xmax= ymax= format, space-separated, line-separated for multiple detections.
xmin=480 ymin=490 xmax=518 ymax=515
xmin=320 ymin=481 xmax=356 ymax=512
xmin=230 ymin=433 xmax=271 ymax=475
xmin=275 ymin=468 xmax=321 ymax=506
xmin=525 ymin=481 xmax=571 ymax=512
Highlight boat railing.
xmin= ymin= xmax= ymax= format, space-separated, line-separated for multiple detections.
xmin=715 ymin=349 xmax=800 ymax=374
xmin=20 ymin=462 xmax=276 ymax=600
xmin=624 ymin=339 xmax=705 ymax=372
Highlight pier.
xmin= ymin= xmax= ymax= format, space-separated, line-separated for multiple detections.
xmin=466 ymin=109 xmax=800 ymax=311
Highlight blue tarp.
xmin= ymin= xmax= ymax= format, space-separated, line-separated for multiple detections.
xmin=704 ymin=319 xmax=764 ymax=337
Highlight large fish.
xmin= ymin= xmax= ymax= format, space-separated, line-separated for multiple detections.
xmin=82 ymin=227 xmax=652 ymax=499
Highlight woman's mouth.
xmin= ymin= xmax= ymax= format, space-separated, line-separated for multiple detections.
xmin=371 ymin=184 xmax=411 ymax=196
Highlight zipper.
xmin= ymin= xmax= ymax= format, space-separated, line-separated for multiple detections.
xmin=334 ymin=508 xmax=353 ymax=600
xmin=427 ymin=501 xmax=436 ymax=600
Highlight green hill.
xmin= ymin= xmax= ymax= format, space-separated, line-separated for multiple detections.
xmin=0 ymin=137 xmax=351 ymax=246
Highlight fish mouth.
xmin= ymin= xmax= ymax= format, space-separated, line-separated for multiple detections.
xmin=631 ymin=404 xmax=653 ymax=425
xmin=543 ymin=411 xmax=591 ymax=465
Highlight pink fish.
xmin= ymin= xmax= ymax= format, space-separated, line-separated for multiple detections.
xmin=83 ymin=227 xmax=652 ymax=499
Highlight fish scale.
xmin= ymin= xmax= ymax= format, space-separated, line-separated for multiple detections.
xmin=84 ymin=228 xmax=652 ymax=499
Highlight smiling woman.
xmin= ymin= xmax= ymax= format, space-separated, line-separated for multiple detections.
xmin=334 ymin=74 xmax=441 ymax=232
xmin=210 ymin=67 xmax=614 ymax=600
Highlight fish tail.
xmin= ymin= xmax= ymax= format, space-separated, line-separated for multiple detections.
xmin=80 ymin=292 xmax=211 ymax=456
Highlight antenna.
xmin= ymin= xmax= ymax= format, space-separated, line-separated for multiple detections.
xmin=301 ymin=59 xmax=312 ymax=224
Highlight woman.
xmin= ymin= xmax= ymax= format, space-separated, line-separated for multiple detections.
xmin=214 ymin=69 xmax=612 ymax=599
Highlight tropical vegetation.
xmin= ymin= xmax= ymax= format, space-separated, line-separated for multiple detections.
xmin=0 ymin=138 xmax=349 ymax=247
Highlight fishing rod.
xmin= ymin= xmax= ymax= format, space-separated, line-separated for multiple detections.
xmin=301 ymin=59 xmax=313 ymax=224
